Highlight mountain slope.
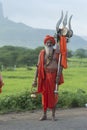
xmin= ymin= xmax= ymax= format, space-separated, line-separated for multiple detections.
xmin=68 ymin=35 xmax=87 ymax=51
xmin=0 ymin=18 xmax=87 ymax=50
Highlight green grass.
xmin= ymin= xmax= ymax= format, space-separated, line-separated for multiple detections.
xmin=0 ymin=61 xmax=87 ymax=113
xmin=0 ymin=61 xmax=87 ymax=99
xmin=0 ymin=67 xmax=35 ymax=97
xmin=60 ymin=67 xmax=87 ymax=93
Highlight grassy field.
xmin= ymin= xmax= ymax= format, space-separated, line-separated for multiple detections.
xmin=60 ymin=67 xmax=87 ymax=92
xmin=0 ymin=67 xmax=35 ymax=97
xmin=0 ymin=59 xmax=87 ymax=98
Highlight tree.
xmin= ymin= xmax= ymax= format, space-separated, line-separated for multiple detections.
xmin=74 ymin=49 xmax=86 ymax=58
xmin=0 ymin=46 xmax=43 ymax=67
xmin=67 ymin=50 xmax=73 ymax=58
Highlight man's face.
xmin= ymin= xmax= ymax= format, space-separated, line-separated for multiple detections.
xmin=45 ymin=40 xmax=54 ymax=56
xmin=45 ymin=40 xmax=53 ymax=47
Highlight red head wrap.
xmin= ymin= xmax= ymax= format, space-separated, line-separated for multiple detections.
xmin=44 ymin=35 xmax=55 ymax=45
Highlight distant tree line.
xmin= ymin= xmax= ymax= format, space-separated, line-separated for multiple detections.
xmin=67 ymin=48 xmax=87 ymax=58
xmin=0 ymin=46 xmax=87 ymax=68
xmin=0 ymin=46 xmax=44 ymax=68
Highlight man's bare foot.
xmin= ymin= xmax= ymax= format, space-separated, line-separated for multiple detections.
xmin=52 ymin=116 xmax=56 ymax=121
xmin=39 ymin=115 xmax=47 ymax=121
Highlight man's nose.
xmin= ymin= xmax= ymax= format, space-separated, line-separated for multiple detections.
xmin=48 ymin=43 xmax=52 ymax=46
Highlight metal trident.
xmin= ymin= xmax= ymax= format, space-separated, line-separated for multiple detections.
xmin=56 ymin=10 xmax=73 ymax=38
xmin=54 ymin=11 xmax=73 ymax=94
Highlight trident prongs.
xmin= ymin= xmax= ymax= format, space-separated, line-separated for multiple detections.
xmin=67 ymin=14 xmax=73 ymax=38
xmin=56 ymin=10 xmax=63 ymax=32
xmin=55 ymin=11 xmax=73 ymax=38
xmin=63 ymin=11 xmax=68 ymax=27
xmin=68 ymin=15 xmax=73 ymax=30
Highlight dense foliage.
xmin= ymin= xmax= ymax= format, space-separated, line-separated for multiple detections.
xmin=0 ymin=46 xmax=87 ymax=69
xmin=0 ymin=46 xmax=44 ymax=68
xmin=0 ymin=89 xmax=87 ymax=113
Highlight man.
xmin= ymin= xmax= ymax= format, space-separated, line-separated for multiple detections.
xmin=32 ymin=11 xmax=73 ymax=121
xmin=32 ymin=35 xmax=65 ymax=121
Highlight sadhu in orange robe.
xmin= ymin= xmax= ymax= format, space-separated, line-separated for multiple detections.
xmin=37 ymin=36 xmax=67 ymax=112
xmin=37 ymin=49 xmax=63 ymax=111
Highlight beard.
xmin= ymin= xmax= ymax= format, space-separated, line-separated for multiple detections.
xmin=45 ymin=46 xmax=53 ymax=57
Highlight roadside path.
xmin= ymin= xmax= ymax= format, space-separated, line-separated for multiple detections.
xmin=0 ymin=108 xmax=87 ymax=130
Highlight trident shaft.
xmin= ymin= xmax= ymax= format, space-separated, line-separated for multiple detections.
xmin=54 ymin=11 xmax=73 ymax=94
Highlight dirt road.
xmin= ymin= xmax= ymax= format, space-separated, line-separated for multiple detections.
xmin=0 ymin=108 xmax=87 ymax=130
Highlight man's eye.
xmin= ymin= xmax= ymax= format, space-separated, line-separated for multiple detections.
xmin=47 ymin=43 xmax=52 ymax=45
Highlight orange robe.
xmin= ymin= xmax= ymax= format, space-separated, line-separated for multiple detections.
xmin=0 ymin=75 xmax=4 ymax=93
xmin=37 ymin=49 xmax=64 ymax=111
xmin=60 ymin=36 xmax=67 ymax=69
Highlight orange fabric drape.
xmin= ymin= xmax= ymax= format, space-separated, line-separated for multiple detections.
xmin=0 ymin=75 xmax=4 ymax=93
xmin=59 ymin=36 xmax=67 ymax=69
xmin=42 ymin=72 xmax=58 ymax=111
xmin=37 ymin=49 xmax=45 ymax=93
xmin=37 ymin=49 xmax=64 ymax=111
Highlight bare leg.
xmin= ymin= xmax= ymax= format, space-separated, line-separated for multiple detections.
xmin=52 ymin=106 xmax=56 ymax=121
xmin=39 ymin=110 xmax=47 ymax=121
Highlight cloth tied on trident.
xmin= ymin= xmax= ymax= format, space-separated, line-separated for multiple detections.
xmin=60 ymin=36 xmax=67 ymax=69
xmin=55 ymin=10 xmax=73 ymax=69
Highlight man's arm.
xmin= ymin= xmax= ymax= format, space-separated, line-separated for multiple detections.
xmin=32 ymin=54 xmax=40 ymax=87
xmin=32 ymin=67 xmax=38 ymax=87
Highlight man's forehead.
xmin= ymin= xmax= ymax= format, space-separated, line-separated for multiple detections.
xmin=46 ymin=40 xmax=53 ymax=44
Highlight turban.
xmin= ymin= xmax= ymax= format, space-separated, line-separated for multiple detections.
xmin=44 ymin=35 xmax=55 ymax=45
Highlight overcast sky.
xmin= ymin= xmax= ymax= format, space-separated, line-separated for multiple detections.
xmin=0 ymin=0 xmax=87 ymax=36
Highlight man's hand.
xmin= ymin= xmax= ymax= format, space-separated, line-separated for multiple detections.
xmin=56 ymin=76 xmax=60 ymax=84
xmin=32 ymin=80 xmax=37 ymax=87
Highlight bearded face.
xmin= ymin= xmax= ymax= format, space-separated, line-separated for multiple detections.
xmin=45 ymin=40 xmax=54 ymax=57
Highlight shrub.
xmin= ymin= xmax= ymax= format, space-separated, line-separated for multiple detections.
xmin=0 ymin=89 xmax=87 ymax=114
xmin=71 ymin=89 xmax=87 ymax=107
xmin=58 ymin=89 xmax=87 ymax=108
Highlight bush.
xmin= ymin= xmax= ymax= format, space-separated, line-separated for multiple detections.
xmin=58 ymin=91 xmax=74 ymax=108
xmin=58 ymin=89 xmax=87 ymax=108
xmin=0 ymin=89 xmax=87 ymax=114
xmin=71 ymin=89 xmax=87 ymax=107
